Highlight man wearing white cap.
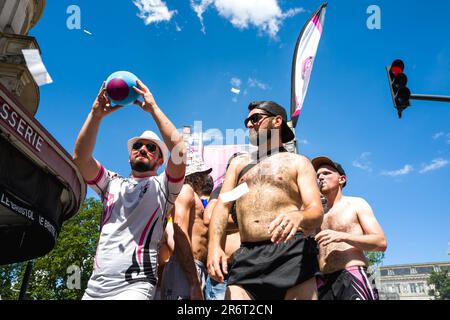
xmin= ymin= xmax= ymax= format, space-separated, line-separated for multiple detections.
xmin=160 ymin=157 xmax=212 ymax=300
xmin=73 ymin=80 xmax=186 ymax=300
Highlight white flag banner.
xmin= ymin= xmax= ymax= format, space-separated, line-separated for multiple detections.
xmin=22 ymin=49 xmax=53 ymax=86
xmin=290 ymin=3 xmax=327 ymax=128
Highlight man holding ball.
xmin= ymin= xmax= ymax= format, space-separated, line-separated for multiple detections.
xmin=73 ymin=78 xmax=186 ymax=300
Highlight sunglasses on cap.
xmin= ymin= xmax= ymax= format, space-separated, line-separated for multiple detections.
xmin=244 ymin=113 xmax=273 ymax=128
xmin=132 ymin=141 xmax=158 ymax=153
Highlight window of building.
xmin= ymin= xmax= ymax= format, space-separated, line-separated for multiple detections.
xmin=417 ymin=266 xmax=433 ymax=274
xmin=418 ymin=283 xmax=425 ymax=293
xmin=401 ymin=284 xmax=408 ymax=293
xmin=388 ymin=269 xmax=394 ymax=276
xmin=433 ymin=266 xmax=441 ymax=272
xmin=410 ymin=283 xmax=417 ymax=293
xmin=410 ymin=267 xmax=417 ymax=274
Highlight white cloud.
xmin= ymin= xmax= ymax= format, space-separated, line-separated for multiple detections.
xmin=382 ymin=165 xmax=414 ymax=177
xmin=231 ymin=87 xmax=241 ymax=94
xmin=419 ymin=158 xmax=449 ymax=174
xmin=352 ymin=152 xmax=373 ymax=172
xmin=190 ymin=0 xmax=304 ymax=37
xmin=298 ymin=139 xmax=309 ymax=145
xmin=190 ymin=0 xmax=214 ymax=34
xmin=433 ymin=132 xmax=444 ymax=140
xmin=175 ymin=23 xmax=182 ymax=32
xmin=248 ymin=78 xmax=270 ymax=90
xmin=133 ymin=0 xmax=176 ymax=25
xmin=230 ymin=77 xmax=242 ymax=87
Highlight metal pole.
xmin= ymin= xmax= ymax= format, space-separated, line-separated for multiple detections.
xmin=19 ymin=260 xmax=33 ymax=300
xmin=286 ymin=121 xmax=299 ymax=154
xmin=410 ymin=94 xmax=450 ymax=103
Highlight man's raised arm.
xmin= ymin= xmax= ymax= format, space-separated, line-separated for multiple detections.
xmin=73 ymin=83 xmax=122 ymax=181
xmin=133 ymin=80 xmax=185 ymax=180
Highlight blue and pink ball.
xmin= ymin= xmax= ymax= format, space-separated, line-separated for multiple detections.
xmin=105 ymin=71 xmax=139 ymax=106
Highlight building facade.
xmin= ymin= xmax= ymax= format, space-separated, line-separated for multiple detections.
xmin=0 ymin=0 xmax=45 ymax=115
xmin=379 ymin=261 xmax=450 ymax=300
xmin=0 ymin=0 xmax=85 ymax=265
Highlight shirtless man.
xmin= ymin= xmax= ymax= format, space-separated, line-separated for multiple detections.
xmin=207 ymin=101 xmax=324 ymax=300
xmin=203 ymin=153 xmax=244 ymax=300
xmin=160 ymin=159 xmax=211 ymax=300
xmin=312 ymin=156 xmax=387 ymax=300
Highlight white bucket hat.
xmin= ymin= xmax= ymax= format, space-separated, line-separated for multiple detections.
xmin=185 ymin=156 xmax=212 ymax=177
xmin=127 ymin=131 xmax=168 ymax=164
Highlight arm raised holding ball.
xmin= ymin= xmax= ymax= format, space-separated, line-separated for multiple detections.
xmin=73 ymin=82 xmax=123 ymax=182
xmin=133 ymin=79 xmax=186 ymax=181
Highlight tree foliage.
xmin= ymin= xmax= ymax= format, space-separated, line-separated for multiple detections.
xmin=0 ymin=198 xmax=102 ymax=300
xmin=427 ymin=269 xmax=450 ymax=300
xmin=365 ymin=251 xmax=385 ymax=267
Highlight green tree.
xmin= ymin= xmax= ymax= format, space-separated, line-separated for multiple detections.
xmin=365 ymin=252 xmax=385 ymax=267
xmin=0 ymin=262 xmax=26 ymax=300
xmin=0 ymin=197 xmax=102 ymax=300
xmin=427 ymin=269 xmax=450 ymax=300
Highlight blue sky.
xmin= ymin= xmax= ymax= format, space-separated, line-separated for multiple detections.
xmin=30 ymin=0 xmax=449 ymax=266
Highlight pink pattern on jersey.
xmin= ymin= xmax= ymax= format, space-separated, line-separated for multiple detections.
xmin=100 ymin=193 xmax=115 ymax=228
xmin=137 ymin=206 xmax=160 ymax=266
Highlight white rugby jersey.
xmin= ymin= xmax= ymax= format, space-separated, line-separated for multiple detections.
xmin=84 ymin=165 xmax=184 ymax=299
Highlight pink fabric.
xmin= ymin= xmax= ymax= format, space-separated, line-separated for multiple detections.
xmin=312 ymin=14 xmax=323 ymax=33
xmin=203 ymin=145 xmax=257 ymax=190
xmin=346 ymin=266 xmax=373 ymax=300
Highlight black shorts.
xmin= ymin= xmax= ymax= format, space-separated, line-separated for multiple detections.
xmin=318 ymin=266 xmax=379 ymax=300
xmin=227 ymin=232 xmax=319 ymax=300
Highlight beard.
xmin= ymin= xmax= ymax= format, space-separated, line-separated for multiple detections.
xmin=130 ymin=158 xmax=157 ymax=172
xmin=249 ymin=127 xmax=273 ymax=146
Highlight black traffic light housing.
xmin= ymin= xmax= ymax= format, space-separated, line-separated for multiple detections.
xmin=387 ymin=59 xmax=411 ymax=118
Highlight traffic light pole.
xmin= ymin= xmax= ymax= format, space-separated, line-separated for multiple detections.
xmin=410 ymin=94 xmax=450 ymax=103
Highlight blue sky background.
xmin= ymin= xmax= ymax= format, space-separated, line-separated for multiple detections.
xmin=29 ymin=0 xmax=449 ymax=266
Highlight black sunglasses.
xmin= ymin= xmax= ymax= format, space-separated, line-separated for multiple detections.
xmin=132 ymin=141 xmax=158 ymax=153
xmin=244 ymin=113 xmax=273 ymax=128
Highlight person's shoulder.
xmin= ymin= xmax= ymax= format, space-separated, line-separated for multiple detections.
xmin=178 ymin=183 xmax=195 ymax=200
xmin=345 ymin=196 xmax=372 ymax=210
xmin=235 ymin=152 xmax=252 ymax=164
xmin=104 ymin=168 xmax=122 ymax=181
xmin=228 ymin=153 xmax=252 ymax=171
xmin=345 ymin=195 xmax=367 ymax=203
xmin=288 ymin=153 xmax=313 ymax=167
xmin=179 ymin=182 xmax=193 ymax=193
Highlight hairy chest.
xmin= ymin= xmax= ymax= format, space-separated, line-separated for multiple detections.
xmin=239 ymin=154 xmax=298 ymax=191
xmin=321 ymin=203 xmax=360 ymax=233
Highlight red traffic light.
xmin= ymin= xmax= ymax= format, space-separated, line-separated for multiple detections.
xmin=390 ymin=59 xmax=405 ymax=77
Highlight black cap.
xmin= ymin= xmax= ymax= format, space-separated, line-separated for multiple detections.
xmin=248 ymin=101 xmax=295 ymax=143
xmin=312 ymin=156 xmax=347 ymax=188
